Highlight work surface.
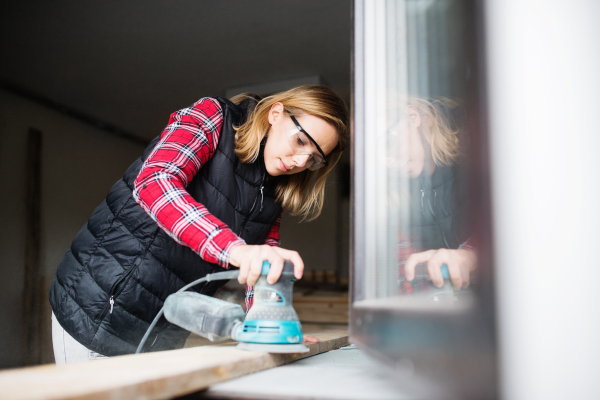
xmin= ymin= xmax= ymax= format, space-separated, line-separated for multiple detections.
xmin=193 ymin=346 xmax=416 ymax=400
xmin=0 ymin=330 xmax=348 ymax=400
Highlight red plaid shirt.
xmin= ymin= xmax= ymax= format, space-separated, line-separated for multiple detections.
xmin=132 ymin=97 xmax=280 ymax=310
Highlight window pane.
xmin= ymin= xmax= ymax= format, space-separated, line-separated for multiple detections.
xmin=354 ymin=0 xmax=478 ymax=309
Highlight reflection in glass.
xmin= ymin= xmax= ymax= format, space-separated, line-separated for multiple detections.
xmin=392 ymin=97 xmax=476 ymax=304
xmin=254 ymin=289 xmax=284 ymax=304
xmin=351 ymin=1 xmax=494 ymax=396
xmin=356 ymin=0 xmax=478 ymax=308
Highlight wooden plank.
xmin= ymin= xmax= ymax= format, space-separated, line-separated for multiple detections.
xmin=294 ymin=303 xmax=349 ymax=324
xmin=293 ymin=292 xmax=349 ymax=324
xmin=40 ymin=276 xmax=56 ymax=364
xmin=0 ymin=330 xmax=348 ymax=400
xmin=23 ymin=128 xmax=43 ymax=366
xmin=293 ymin=292 xmax=349 ymax=303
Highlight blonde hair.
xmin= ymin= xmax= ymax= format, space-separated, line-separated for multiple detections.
xmin=230 ymin=85 xmax=349 ymax=221
xmin=408 ymin=97 xmax=460 ymax=166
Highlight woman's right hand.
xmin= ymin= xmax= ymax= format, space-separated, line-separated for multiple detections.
xmin=404 ymin=248 xmax=477 ymax=290
xmin=229 ymin=244 xmax=304 ymax=286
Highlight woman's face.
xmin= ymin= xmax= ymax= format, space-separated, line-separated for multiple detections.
xmin=388 ymin=105 xmax=428 ymax=178
xmin=263 ymin=103 xmax=338 ymax=177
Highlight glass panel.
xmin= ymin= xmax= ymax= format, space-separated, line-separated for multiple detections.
xmin=354 ymin=0 xmax=478 ymax=309
xmin=350 ymin=1 xmax=494 ymax=396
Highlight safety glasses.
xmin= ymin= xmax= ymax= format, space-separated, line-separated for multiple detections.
xmin=286 ymin=114 xmax=329 ymax=171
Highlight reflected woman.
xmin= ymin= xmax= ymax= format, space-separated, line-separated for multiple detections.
xmin=389 ymin=97 xmax=477 ymax=294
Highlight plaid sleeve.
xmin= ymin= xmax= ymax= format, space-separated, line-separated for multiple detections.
xmin=244 ymin=212 xmax=282 ymax=311
xmin=264 ymin=212 xmax=282 ymax=247
xmin=458 ymin=236 xmax=478 ymax=254
xmin=244 ymin=285 xmax=255 ymax=313
xmin=133 ymin=97 xmax=245 ymax=268
xmin=397 ymin=235 xmax=418 ymax=295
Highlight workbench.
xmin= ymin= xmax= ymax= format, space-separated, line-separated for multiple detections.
xmin=192 ymin=345 xmax=415 ymax=400
xmin=0 ymin=329 xmax=349 ymax=400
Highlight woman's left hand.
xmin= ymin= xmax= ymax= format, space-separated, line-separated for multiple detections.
xmin=404 ymin=248 xmax=477 ymax=290
xmin=303 ymin=335 xmax=320 ymax=344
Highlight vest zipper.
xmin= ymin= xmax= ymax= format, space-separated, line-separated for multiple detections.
xmin=420 ymin=186 xmax=437 ymax=218
xmin=96 ymin=229 xmax=159 ymax=322
xmin=239 ymin=172 xmax=266 ymax=236
xmin=97 ymin=263 xmax=140 ymax=321
xmin=429 ymin=189 xmax=437 ymax=218
xmin=259 ymin=185 xmax=264 ymax=212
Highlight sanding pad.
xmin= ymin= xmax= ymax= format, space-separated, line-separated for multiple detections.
xmin=236 ymin=342 xmax=310 ymax=353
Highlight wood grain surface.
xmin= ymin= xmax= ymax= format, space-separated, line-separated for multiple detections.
xmin=0 ymin=330 xmax=348 ymax=400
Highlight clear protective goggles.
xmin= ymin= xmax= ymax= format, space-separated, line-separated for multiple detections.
xmin=285 ymin=113 xmax=329 ymax=171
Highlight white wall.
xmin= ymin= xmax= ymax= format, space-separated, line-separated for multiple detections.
xmin=486 ymin=1 xmax=600 ymax=398
xmin=0 ymin=89 xmax=146 ymax=368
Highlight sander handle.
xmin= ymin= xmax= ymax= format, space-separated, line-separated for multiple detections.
xmin=260 ymin=260 xmax=295 ymax=279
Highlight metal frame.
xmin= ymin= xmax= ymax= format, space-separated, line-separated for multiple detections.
xmin=350 ymin=0 xmax=365 ymax=304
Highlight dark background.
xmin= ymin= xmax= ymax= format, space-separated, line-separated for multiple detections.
xmin=1 ymin=1 xmax=351 ymax=139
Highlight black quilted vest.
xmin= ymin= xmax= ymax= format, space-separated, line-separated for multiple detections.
xmin=407 ymin=165 xmax=468 ymax=250
xmin=49 ymin=97 xmax=282 ymax=356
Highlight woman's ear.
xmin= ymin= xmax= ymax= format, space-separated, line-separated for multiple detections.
xmin=268 ymin=102 xmax=285 ymax=125
xmin=406 ymin=105 xmax=421 ymax=128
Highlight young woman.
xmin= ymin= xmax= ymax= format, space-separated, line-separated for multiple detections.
xmin=49 ymin=85 xmax=349 ymax=363
xmin=387 ymin=97 xmax=477 ymax=294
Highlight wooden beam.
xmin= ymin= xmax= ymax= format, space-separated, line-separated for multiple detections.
xmin=22 ymin=128 xmax=43 ymax=366
xmin=1 ymin=82 xmax=150 ymax=146
xmin=293 ymin=292 xmax=349 ymax=324
xmin=0 ymin=330 xmax=348 ymax=400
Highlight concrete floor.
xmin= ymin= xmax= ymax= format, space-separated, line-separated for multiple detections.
xmin=190 ymin=345 xmax=418 ymax=400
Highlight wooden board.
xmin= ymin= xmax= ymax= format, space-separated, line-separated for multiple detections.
xmin=0 ymin=330 xmax=348 ymax=400
xmin=23 ymin=128 xmax=43 ymax=366
xmin=293 ymin=292 xmax=349 ymax=324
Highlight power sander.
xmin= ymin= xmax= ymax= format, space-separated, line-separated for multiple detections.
xmin=135 ymin=260 xmax=309 ymax=354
